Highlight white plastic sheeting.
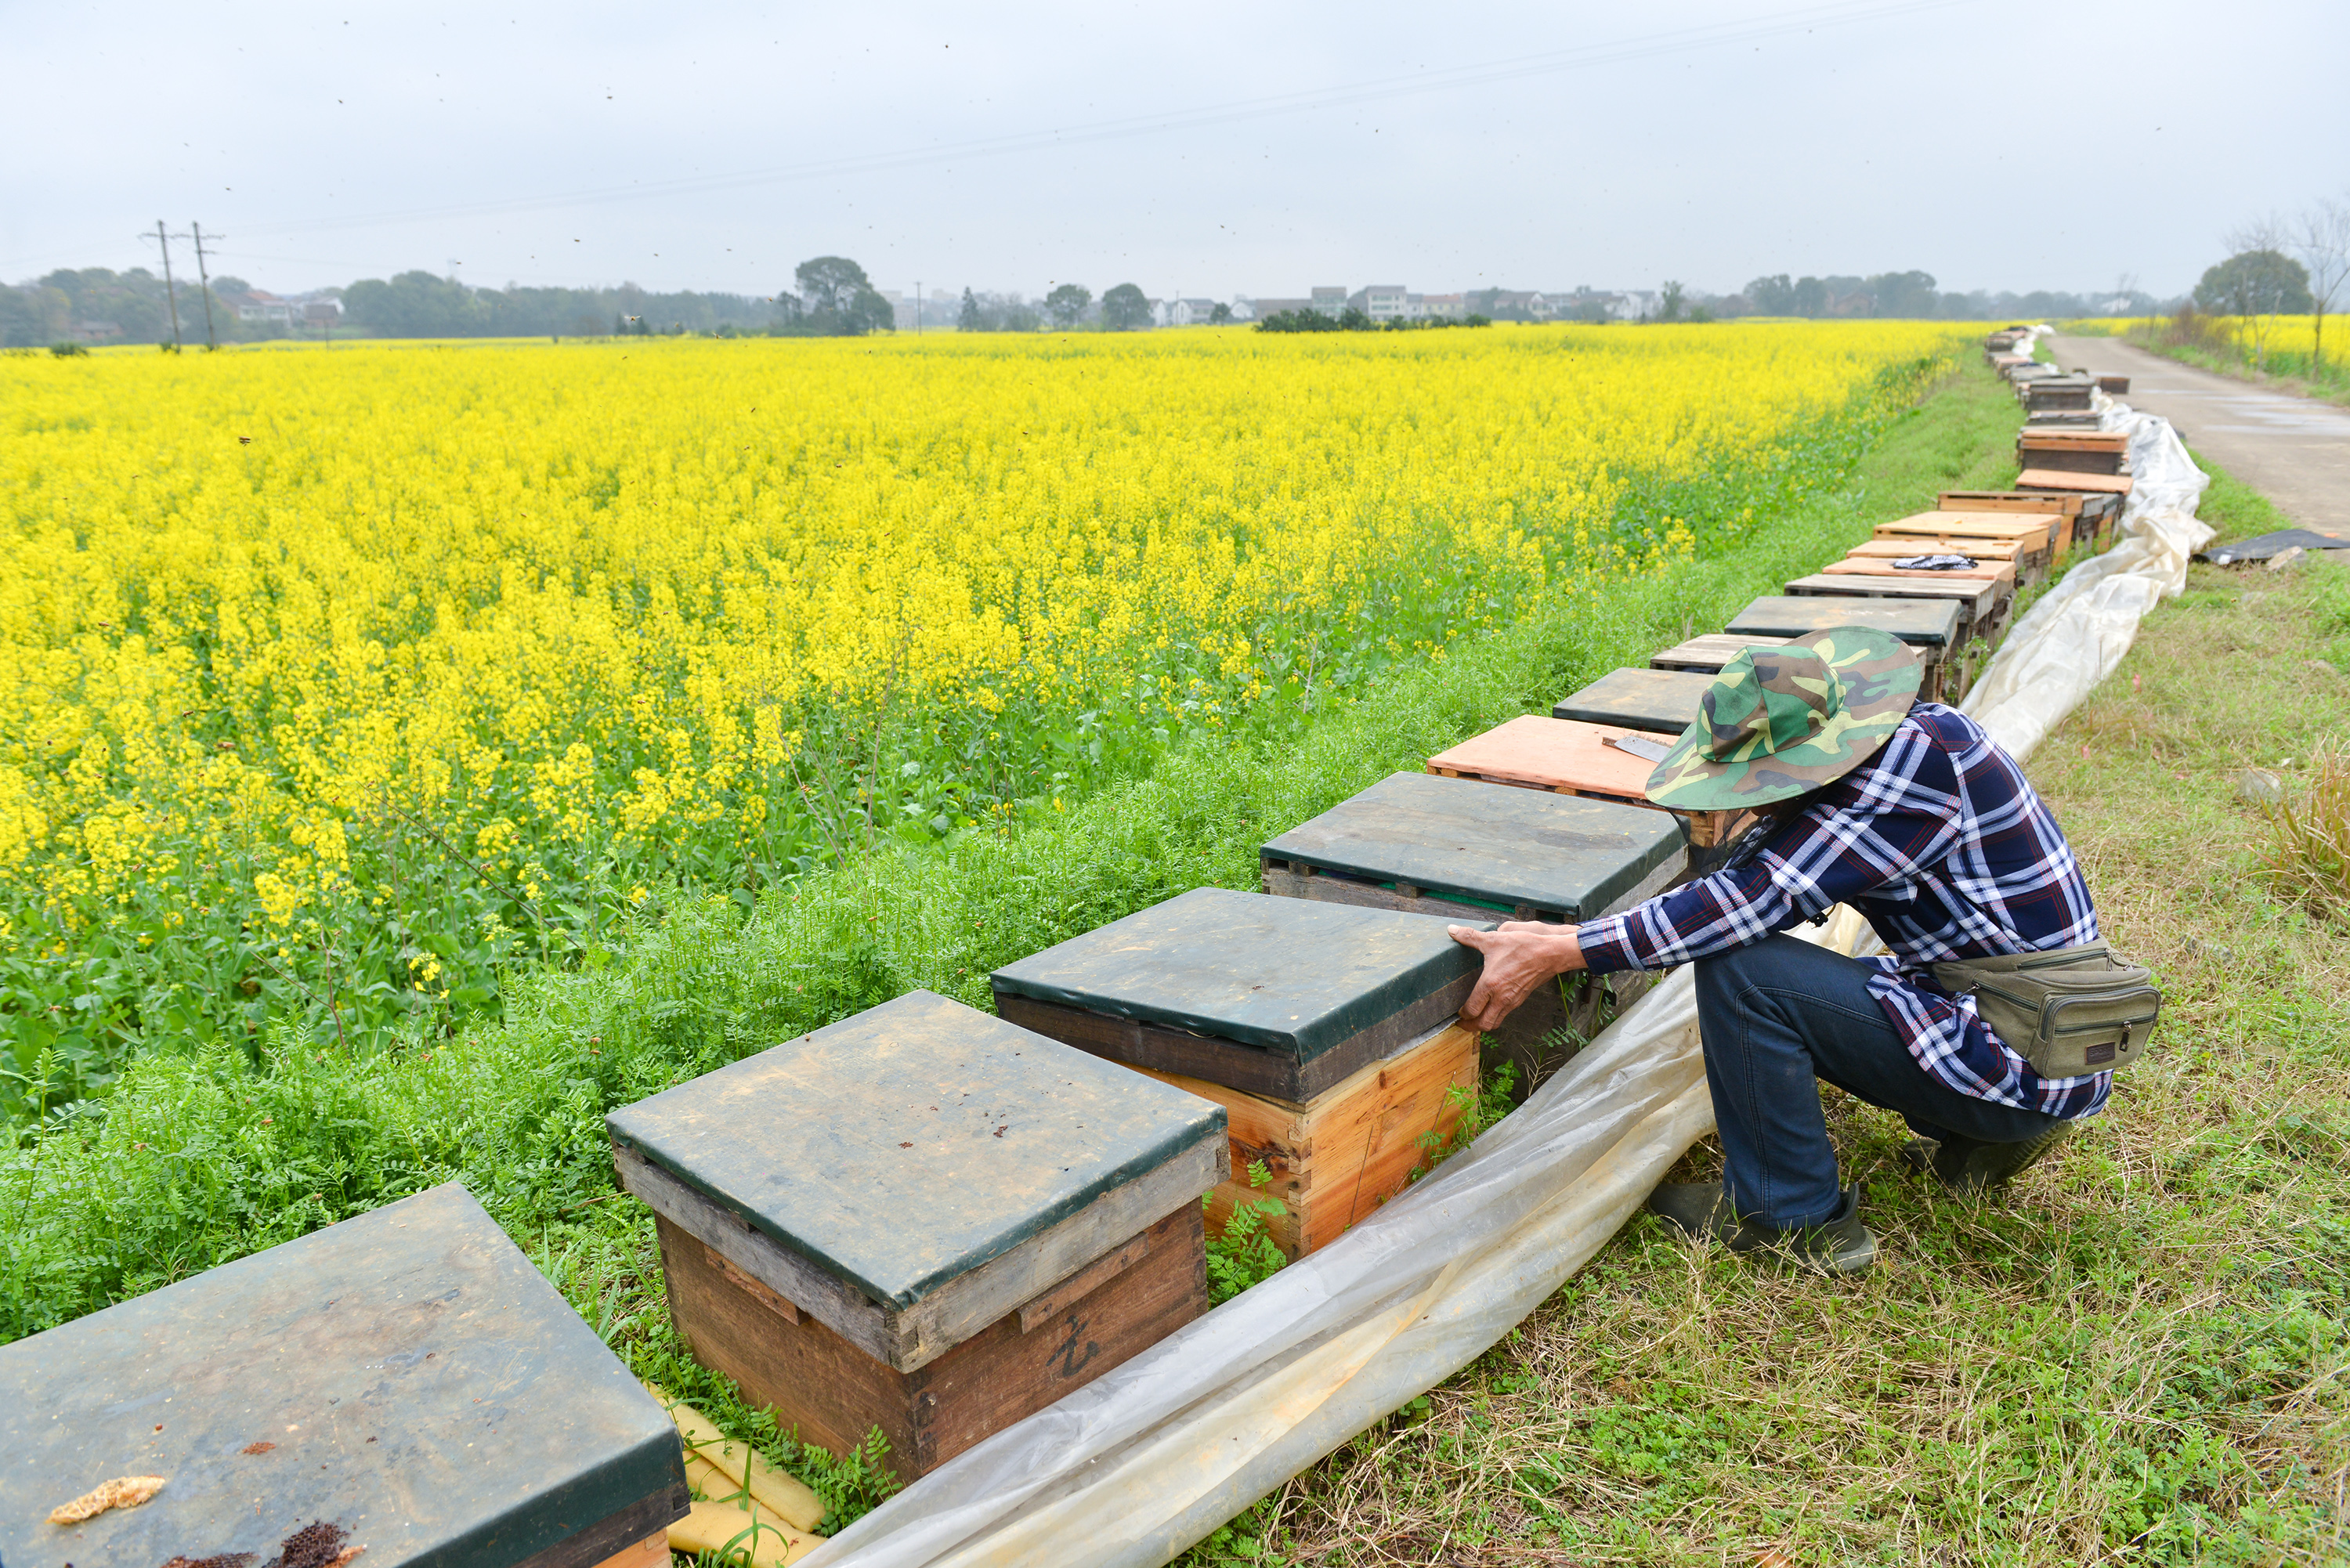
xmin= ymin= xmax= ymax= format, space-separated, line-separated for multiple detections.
xmin=801 ymin=342 xmax=2212 ymax=1568
xmin=1961 ymin=329 xmax=2215 ymax=753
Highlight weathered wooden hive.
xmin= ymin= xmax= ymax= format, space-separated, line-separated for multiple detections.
xmin=608 ymin=989 xmax=1226 ymax=1479
xmin=0 ymin=1183 xmax=689 ymax=1568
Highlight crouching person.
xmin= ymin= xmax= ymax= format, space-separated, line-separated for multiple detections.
xmin=1453 ymin=629 xmax=2154 ymax=1275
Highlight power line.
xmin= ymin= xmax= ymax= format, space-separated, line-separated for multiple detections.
xmin=141 ymin=221 xmax=183 ymax=352
xmin=190 ymin=221 xmax=225 ymax=349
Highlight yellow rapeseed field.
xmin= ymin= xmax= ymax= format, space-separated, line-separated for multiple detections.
xmin=0 ymin=321 xmax=1965 ymax=1100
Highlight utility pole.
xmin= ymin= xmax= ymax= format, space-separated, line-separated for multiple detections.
xmin=146 ymin=220 xmax=184 ymax=351
xmin=190 ymin=221 xmax=223 ymax=349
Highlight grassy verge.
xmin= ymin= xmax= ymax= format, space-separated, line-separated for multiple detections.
xmin=0 ymin=359 xmax=2019 ymax=1533
xmin=1186 ymin=459 xmax=2350 ymax=1565
xmin=2118 ymin=334 xmax=2350 ymax=410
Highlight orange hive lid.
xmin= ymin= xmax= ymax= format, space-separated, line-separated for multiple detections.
xmin=1427 ymin=714 xmax=1660 ymax=800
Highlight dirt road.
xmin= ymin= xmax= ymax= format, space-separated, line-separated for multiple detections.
xmin=2048 ymin=334 xmax=2350 ymax=537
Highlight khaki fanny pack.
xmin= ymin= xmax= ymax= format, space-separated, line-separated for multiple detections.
xmin=1929 ymin=945 xmax=2162 ymax=1078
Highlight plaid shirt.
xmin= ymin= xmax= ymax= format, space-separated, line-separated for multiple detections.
xmin=1577 ymin=703 xmax=2109 ymax=1118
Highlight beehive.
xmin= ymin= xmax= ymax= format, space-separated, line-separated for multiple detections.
xmin=1782 ymin=570 xmax=2013 ymax=666
xmin=1426 ymin=714 xmax=1758 ymax=850
xmin=608 ymin=990 xmax=1226 ymax=1479
xmin=2016 ymin=428 xmax=2128 ymax=476
xmin=1722 ymin=597 xmax=1962 ymax=702
xmin=992 ymin=889 xmax=1489 ymax=1257
xmin=1260 ymin=769 xmax=1685 ymax=1095
xmin=0 ymin=1183 xmax=689 ymax=1568
xmin=1552 ymin=666 xmax=1719 ymax=735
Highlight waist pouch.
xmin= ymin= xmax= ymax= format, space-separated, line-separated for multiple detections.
xmin=1929 ymin=944 xmax=2162 ymax=1077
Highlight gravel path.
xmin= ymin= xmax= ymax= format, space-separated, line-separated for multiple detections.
xmin=2048 ymin=334 xmax=2350 ymax=537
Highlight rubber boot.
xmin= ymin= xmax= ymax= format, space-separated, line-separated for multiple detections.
xmin=1900 ymin=1122 xmax=2073 ymax=1193
xmin=1647 ymin=1182 xmax=1878 ymax=1275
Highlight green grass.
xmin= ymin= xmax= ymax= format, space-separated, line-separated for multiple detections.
xmin=0 ymin=359 xmax=2030 ymax=1537
xmin=1180 ymin=461 xmax=2350 ymax=1566
xmin=2123 ymin=334 xmax=2350 ymax=410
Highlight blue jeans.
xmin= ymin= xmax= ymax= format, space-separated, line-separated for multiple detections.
xmin=1692 ymin=933 xmax=2067 ymax=1229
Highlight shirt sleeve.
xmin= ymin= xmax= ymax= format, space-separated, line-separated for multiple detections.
xmin=1575 ymin=721 xmax=1966 ymax=974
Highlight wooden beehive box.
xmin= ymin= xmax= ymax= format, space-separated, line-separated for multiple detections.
xmin=2017 ymin=467 xmax=2135 ymax=500
xmin=0 ymin=1183 xmax=690 ymax=1568
xmin=1784 ymin=571 xmax=2014 ymax=656
xmin=1426 ymin=713 xmax=1757 ymax=850
xmin=2016 ymin=428 xmax=2128 ymax=475
xmin=1844 ymin=536 xmax=2025 ymax=565
xmin=1260 ymin=770 xmax=1686 ymax=1097
xmin=2098 ymin=374 xmax=2130 ymax=394
xmin=1936 ymin=491 xmax=2083 ymax=555
xmin=1650 ymin=632 xmax=1795 ymax=673
xmin=1723 ymin=595 xmax=1961 ymax=701
xmin=609 ymin=990 xmax=1226 ymax=1480
xmin=2023 ymin=378 xmax=2095 ymax=411
xmin=1875 ymin=510 xmax=2057 ymax=579
xmin=992 ymin=889 xmax=1482 ymax=1258
xmin=1553 ymin=666 xmax=1720 ymax=735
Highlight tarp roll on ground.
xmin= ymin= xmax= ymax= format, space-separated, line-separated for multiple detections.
xmin=802 ymin=332 xmax=2214 ymax=1568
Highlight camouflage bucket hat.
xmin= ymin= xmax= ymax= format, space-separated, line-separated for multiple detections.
xmin=1644 ymin=627 xmax=1922 ymax=811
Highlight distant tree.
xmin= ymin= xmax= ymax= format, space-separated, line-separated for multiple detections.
xmin=1865 ymin=269 xmax=1939 ymax=317
xmin=1791 ymin=276 xmax=1829 ymax=317
xmin=784 ymin=256 xmax=893 ymax=336
xmin=1744 ymin=274 xmax=1796 ymax=315
xmin=1101 ymin=283 xmax=1152 ymax=331
xmin=1208 ymin=302 xmax=1232 ymax=324
xmin=1044 ymin=283 xmax=1092 ymax=328
xmin=2294 ymin=197 xmax=2350 ymax=377
xmin=0 ymin=285 xmax=42 ymax=348
xmin=958 ymin=288 xmax=982 ymax=331
xmin=2197 ymin=231 xmax=2314 ymax=372
xmin=1658 ymin=280 xmax=1686 ymax=322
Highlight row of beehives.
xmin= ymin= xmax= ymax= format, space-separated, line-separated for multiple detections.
xmin=3 ymin=349 xmax=2138 ymax=1567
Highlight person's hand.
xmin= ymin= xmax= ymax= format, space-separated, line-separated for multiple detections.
xmin=1448 ymin=922 xmax=1586 ymax=1032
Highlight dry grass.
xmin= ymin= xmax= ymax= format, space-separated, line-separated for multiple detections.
xmin=1180 ymin=496 xmax=2350 ymax=1564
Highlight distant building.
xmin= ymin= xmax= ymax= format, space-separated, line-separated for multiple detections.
xmin=1227 ymin=296 xmax=1257 ymax=322
xmin=1309 ymin=286 xmax=1348 ymax=318
xmin=1167 ymin=298 xmax=1221 ymax=327
xmin=1249 ymin=297 xmax=1312 ymax=320
xmin=1351 ymin=284 xmax=1408 ymax=321
xmin=72 ymin=320 xmax=122 ymax=343
xmin=230 ymin=290 xmax=297 ymax=325
xmin=1421 ymin=293 xmax=1466 ymax=320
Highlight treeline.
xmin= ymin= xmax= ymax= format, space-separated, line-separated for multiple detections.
xmin=1255 ymin=309 xmax=1491 ymax=333
xmin=1 ymin=255 xmax=902 ymax=346
xmin=1724 ymin=270 xmax=2173 ymax=321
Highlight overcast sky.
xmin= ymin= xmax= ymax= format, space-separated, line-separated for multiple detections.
xmin=7 ymin=0 xmax=2345 ymax=304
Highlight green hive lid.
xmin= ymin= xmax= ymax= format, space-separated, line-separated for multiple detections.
xmin=0 ymin=1183 xmax=681 ymax=1568
xmin=1726 ymin=594 xmax=1961 ymax=647
xmin=606 ymin=990 xmax=1225 ymax=1312
xmin=1553 ymin=668 xmax=1716 ymax=736
xmin=1262 ymin=772 xmax=1682 ymax=919
xmin=990 ymin=887 xmax=1482 ymax=1064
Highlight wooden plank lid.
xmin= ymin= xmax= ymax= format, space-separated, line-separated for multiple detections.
xmin=1846 ymin=537 xmax=2026 ymax=562
xmin=609 ymin=991 xmax=1224 ymax=1317
xmin=992 ymin=887 xmax=1480 ymax=1068
xmin=1426 ymin=714 xmax=1656 ymax=799
xmin=1939 ymin=490 xmax=2085 ymax=516
xmin=1553 ymin=667 xmax=1719 ymax=735
xmin=1651 ymin=632 xmax=1795 ymax=672
xmin=0 ymin=1183 xmax=687 ymax=1568
xmin=2017 ymin=468 xmax=2135 ymax=494
xmin=1263 ymin=770 xmax=1683 ymax=920
xmin=1878 ymin=509 xmax=2056 ymax=546
xmin=1823 ymin=556 xmax=2017 ymax=585
xmin=1785 ymin=573 xmax=2001 ymax=614
xmin=1726 ymin=594 xmax=1962 ymax=646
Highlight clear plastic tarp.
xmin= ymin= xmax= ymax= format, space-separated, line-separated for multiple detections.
xmin=801 ymin=337 xmax=2210 ymax=1567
